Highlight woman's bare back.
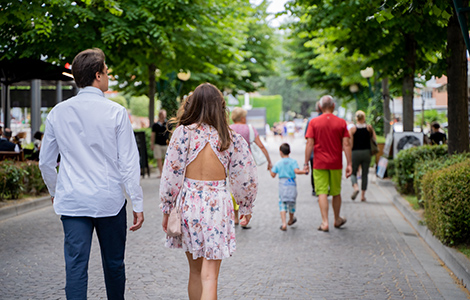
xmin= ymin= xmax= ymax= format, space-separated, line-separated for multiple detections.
xmin=186 ymin=144 xmax=226 ymax=180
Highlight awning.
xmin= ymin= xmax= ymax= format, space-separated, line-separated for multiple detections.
xmin=0 ymin=58 xmax=73 ymax=85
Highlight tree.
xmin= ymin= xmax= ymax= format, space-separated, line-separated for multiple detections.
xmin=447 ymin=1 xmax=469 ymax=154
xmin=285 ymin=0 xmax=448 ymax=132
xmin=0 ymin=0 xmax=121 ymax=62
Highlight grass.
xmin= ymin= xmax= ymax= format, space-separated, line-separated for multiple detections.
xmin=456 ymin=245 xmax=470 ymax=259
xmin=404 ymin=195 xmax=420 ymax=210
xmin=376 ymin=135 xmax=386 ymax=144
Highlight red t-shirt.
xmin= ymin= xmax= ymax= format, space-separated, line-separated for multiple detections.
xmin=305 ymin=113 xmax=350 ymax=170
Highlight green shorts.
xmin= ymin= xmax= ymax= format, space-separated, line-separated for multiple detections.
xmin=314 ymin=169 xmax=342 ymax=196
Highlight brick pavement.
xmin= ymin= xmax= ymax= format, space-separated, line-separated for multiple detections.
xmin=0 ymin=136 xmax=468 ymax=299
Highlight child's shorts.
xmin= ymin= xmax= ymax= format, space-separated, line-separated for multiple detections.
xmin=279 ymin=200 xmax=296 ymax=213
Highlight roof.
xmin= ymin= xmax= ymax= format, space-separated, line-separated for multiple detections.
xmin=0 ymin=58 xmax=73 ymax=85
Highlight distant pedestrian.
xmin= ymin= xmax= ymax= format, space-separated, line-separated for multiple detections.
xmin=0 ymin=127 xmax=20 ymax=152
xmin=429 ymin=122 xmax=447 ymax=145
xmin=39 ymin=48 xmax=144 ymax=300
xmin=349 ymin=110 xmax=376 ymax=202
xmin=230 ymin=107 xmax=272 ymax=227
xmin=151 ymin=109 xmax=170 ymax=178
xmin=270 ymin=143 xmax=307 ymax=231
xmin=160 ymin=83 xmax=258 ymax=299
xmin=304 ymin=95 xmax=352 ymax=232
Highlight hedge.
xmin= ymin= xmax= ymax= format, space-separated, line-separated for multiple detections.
xmin=0 ymin=161 xmax=47 ymax=200
xmin=234 ymin=95 xmax=283 ymax=127
xmin=422 ymin=159 xmax=470 ymax=246
xmin=393 ymin=145 xmax=448 ymax=195
xmin=414 ymin=152 xmax=470 ymax=202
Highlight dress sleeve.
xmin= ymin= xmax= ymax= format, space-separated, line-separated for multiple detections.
xmin=229 ymin=134 xmax=258 ymax=215
xmin=159 ymin=125 xmax=189 ymax=214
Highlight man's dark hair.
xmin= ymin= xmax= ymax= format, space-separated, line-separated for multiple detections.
xmin=431 ymin=122 xmax=440 ymax=129
xmin=4 ymin=128 xmax=12 ymax=138
xmin=72 ymin=48 xmax=106 ymax=88
xmin=33 ymin=131 xmax=43 ymax=140
xmin=280 ymin=143 xmax=290 ymax=155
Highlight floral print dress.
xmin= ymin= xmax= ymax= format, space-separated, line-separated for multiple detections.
xmin=159 ymin=123 xmax=258 ymax=260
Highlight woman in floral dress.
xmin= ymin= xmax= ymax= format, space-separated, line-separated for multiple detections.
xmin=160 ymin=83 xmax=258 ymax=300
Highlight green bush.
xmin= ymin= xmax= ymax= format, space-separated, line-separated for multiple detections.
xmin=234 ymin=95 xmax=283 ymax=126
xmin=23 ymin=162 xmax=47 ymax=195
xmin=394 ymin=145 xmax=448 ymax=195
xmin=0 ymin=161 xmax=49 ymax=200
xmin=414 ymin=152 xmax=470 ymax=202
xmin=422 ymin=159 xmax=470 ymax=246
xmin=0 ymin=161 xmax=27 ymax=200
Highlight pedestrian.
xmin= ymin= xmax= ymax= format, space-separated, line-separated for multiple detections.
xmin=270 ymin=143 xmax=307 ymax=231
xmin=150 ymin=109 xmax=170 ymax=178
xmin=160 ymin=83 xmax=258 ymax=300
xmin=304 ymin=95 xmax=352 ymax=232
xmin=230 ymin=106 xmax=272 ymax=228
xmin=0 ymin=126 xmax=20 ymax=152
xmin=429 ymin=122 xmax=447 ymax=145
xmin=349 ymin=110 xmax=376 ymax=202
xmin=39 ymin=48 xmax=144 ymax=300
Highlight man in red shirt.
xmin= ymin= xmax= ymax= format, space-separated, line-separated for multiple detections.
xmin=304 ymin=95 xmax=352 ymax=232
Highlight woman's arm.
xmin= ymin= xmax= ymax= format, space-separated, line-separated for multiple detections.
xmin=254 ymin=135 xmax=272 ymax=170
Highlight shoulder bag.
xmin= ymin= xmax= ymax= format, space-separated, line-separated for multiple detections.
xmin=248 ymin=124 xmax=267 ymax=166
xmin=368 ymin=125 xmax=379 ymax=155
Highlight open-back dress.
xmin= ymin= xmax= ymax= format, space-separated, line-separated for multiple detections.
xmin=159 ymin=123 xmax=258 ymax=260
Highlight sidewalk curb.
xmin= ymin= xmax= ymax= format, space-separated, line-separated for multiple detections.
xmin=0 ymin=196 xmax=51 ymax=222
xmin=376 ymin=179 xmax=470 ymax=289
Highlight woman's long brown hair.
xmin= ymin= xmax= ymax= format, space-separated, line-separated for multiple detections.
xmin=169 ymin=83 xmax=232 ymax=151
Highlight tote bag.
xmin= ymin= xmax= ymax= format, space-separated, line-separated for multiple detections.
xmin=248 ymin=124 xmax=267 ymax=166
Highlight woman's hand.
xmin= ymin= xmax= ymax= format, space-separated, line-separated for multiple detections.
xmin=162 ymin=213 xmax=169 ymax=233
xmin=267 ymin=162 xmax=273 ymax=171
xmin=239 ymin=214 xmax=252 ymax=226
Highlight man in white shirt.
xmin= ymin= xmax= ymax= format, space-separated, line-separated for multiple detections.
xmin=39 ymin=48 xmax=144 ymax=300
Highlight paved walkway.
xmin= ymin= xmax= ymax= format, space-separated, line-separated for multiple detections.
xmin=0 ymin=136 xmax=468 ymax=299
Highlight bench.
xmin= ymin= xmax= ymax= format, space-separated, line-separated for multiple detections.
xmin=0 ymin=151 xmax=25 ymax=162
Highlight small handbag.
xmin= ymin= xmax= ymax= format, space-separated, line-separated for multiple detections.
xmin=167 ymin=199 xmax=182 ymax=237
xmin=248 ymin=124 xmax=267 ymax=165
xmin=166 ymin=129 xmax=191 ymax=237
xmin=368 ymin=125 xmax=379 ymax=155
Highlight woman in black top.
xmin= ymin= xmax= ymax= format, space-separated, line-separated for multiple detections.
xmin=349 ymin=110 xmax=376 ymax=201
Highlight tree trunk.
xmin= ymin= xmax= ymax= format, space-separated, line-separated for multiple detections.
xmin=382 ymin=77 xmax=391 ymax=137
xmin=402 ymin=33 xmax=416 ymax=132
xmin=148 ymin=63 xmax=156 ymax=128
xmin=447 ymin=3 xmax=469 ymax=154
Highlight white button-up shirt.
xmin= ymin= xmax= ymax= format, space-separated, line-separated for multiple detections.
xmin=39 ymin=87 xmax=143 ymax=217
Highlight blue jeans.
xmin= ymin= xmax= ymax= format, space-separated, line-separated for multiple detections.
xmin=61 ymin=203 xmax=127 ymax=300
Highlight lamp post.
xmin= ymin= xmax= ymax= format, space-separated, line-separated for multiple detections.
xmin=360 ymin=67 xmax=374 ymax=99
xmin=177 ymin=70 xmax=191 ymax=97
xmin=349 ymin=84 xmax=359 ymax=110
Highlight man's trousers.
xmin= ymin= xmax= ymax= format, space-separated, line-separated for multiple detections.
xmin=60 ymin=203 xmax=127 ymax=300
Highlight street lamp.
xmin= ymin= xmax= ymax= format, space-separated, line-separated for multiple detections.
xmin=360 ymin=67 xmax=374 ymax=99
xmin=349 ymin=84 xmax=359 ymax=110
xmin=177 ymin=70 xmax=191 ymax=96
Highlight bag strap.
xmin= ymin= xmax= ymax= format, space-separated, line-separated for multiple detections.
xmin=367 ymin=124 xmax=375 ymax=139
xmin=248 ymin=124 xmax=255 ymax=143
